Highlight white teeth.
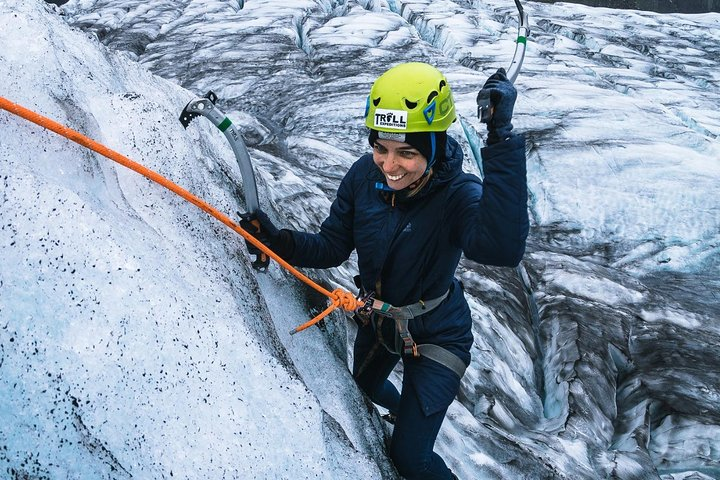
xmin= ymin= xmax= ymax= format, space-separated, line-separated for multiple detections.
xmin=387 ymin=173 xmax=406 ymax=181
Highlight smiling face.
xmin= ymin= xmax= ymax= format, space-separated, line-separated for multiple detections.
xmin=372 ymin=138 xmax=428 ymax=190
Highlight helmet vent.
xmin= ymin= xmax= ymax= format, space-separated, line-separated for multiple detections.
xmin=404 ymin=99 xmax=418 ymax=109
xmin=439 ymin=80 xmax=447 ymax=90
xmin=373 ymin=97 xmax=381 ymax=107
xmin=427 ymin=91 xmax=438 ymax=103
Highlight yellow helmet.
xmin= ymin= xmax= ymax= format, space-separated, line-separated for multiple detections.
xmin=364 ymin=62 xmax=456 ymax=133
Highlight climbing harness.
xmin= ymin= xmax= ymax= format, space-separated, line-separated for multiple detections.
xmin=384 ymin=291 xmax=450 ymax=354
xmin=355 ymin=284 xmax=466 ymax=378
xmin=0 ymin=96 xmax=361 ymax=332
xmin=180 ymin=91 xmax=269 ymax=270
xmin=477 ymin=0 xmax=530 ymax=123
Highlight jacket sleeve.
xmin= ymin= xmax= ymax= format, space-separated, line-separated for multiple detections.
xmin=285 ymin=164 xmax=356 ymax=268
xmin=449 ymin=134 xmax=529 ymax=266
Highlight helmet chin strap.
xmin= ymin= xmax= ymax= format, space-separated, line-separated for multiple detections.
xmin=374 ymin=131 xmax=437 ymax=192
xmin=424 ymin=131 xmax=436 ymax=175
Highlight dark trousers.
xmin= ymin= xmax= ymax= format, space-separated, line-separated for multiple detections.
xmin=353 ymin=323 xmax=455 ymax=480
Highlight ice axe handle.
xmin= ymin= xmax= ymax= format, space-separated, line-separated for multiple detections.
xmin=250 ymin=218 xmax=270 ymax=271
xmin=477 ymin=91 xmax=494 ymax=124
xmin=479 ymin=0 xmax=528 ymax=124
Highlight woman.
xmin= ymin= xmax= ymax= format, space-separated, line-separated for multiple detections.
xmin=242 ymin=62 xmax=528 ymax=479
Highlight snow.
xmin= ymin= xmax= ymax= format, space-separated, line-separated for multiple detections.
xmin=2 ymin=0 xmax=719 ymax=478
xmin=0 ymin=1 xmax=391 ymax=478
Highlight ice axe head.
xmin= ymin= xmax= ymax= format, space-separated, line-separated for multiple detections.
xmin=179 ymin=91 xmax=218 ymax=128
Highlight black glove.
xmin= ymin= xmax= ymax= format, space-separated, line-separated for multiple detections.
xmin=477 ymin=68 xmax=517 ymax=145
xmin=239 ymin=210 xmax=295 ymax=262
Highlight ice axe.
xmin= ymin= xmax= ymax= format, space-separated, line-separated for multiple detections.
xmin=180 ymin=91 xmax=269 ymax=270
xmin=477 ymin=0 xmax=530 ymax=123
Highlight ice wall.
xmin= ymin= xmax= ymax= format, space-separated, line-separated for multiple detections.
xmin=0 ymin=2 xmax=391 ymax=478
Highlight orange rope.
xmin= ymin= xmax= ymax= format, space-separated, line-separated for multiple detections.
xmin=290 ymin=288 xmax=360 ymax=334
xmin=0 ymin=96 xmax=361 ymax=333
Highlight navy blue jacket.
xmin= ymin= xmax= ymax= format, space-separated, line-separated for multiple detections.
xmin=289 ymin=133 xmax=527 ymax=351
xmin=288 ymin=134 xmax=528 ymax=412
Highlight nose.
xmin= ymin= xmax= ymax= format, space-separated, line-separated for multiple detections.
xmin=381 ymin=151 xmax=399 ymax=172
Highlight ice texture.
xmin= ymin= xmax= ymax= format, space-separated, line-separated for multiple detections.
xmin=1 ymin=0 xmax=719 ymax=478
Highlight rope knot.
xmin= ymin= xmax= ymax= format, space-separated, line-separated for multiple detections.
xmin=332 ymin=288 xmax=361 ymax=312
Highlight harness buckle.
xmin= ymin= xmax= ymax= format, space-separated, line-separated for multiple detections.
xmin=354 ymin=291 xmax=375 ymax=326
xmin=401 ymin=335 xmax=420 ymax=358
xmin=357 ymin=291 xmax=375 ymax=315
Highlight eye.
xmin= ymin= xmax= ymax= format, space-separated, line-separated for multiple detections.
xmin=427 ymin=91 xmax=438 ymax=103
xmin=373 ymin=97 xmax=381 ymax=107
xmin=373 ymin=143 xmax=387 ymax=153
xmin=399 ymin=150 xmax=418 ymax=159
xmin=404 ymin=99 xmax=418 ymax=109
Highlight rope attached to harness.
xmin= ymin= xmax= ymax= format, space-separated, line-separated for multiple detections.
xmin=358 ymin=288 xmax=467 ymax=378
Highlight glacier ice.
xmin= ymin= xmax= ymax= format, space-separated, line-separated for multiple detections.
xmin=2 ymin=0 xmax=719 ymax=478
